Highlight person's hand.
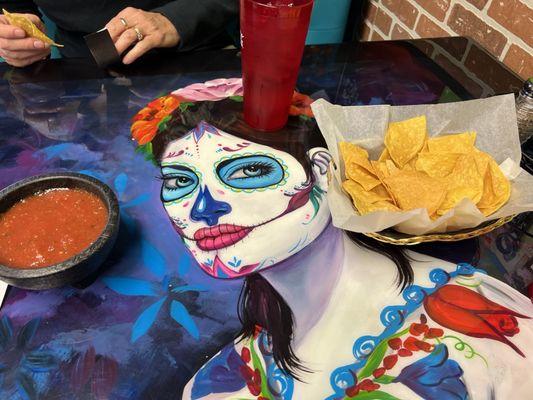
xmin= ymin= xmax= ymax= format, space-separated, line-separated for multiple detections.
xmin=106 ymin=7 xmax=180 ymax=65
xmin=0 ymin=14 xmax=50 ymax=67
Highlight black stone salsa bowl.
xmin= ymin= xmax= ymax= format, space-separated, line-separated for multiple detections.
xmin=0 ymin=173 xmax=119 ymax=290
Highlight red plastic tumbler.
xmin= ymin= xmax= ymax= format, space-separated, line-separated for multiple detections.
xmin=241 ymin=0 xmax=314 ymax=131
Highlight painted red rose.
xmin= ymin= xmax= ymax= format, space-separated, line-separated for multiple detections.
xmin=424 ymin=284 xmax=530 ymax=356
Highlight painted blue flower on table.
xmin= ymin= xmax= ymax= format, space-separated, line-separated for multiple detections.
xmin=394 ymin=344 xmax=467 ymax=400
xmin=0 ymin=317 xmax=57 ymax=400
xmin=103 ymin=239 xmax=202 ymax=342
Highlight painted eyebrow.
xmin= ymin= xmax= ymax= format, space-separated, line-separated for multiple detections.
xmin=161 ymin=165 xmax=193 ymax=172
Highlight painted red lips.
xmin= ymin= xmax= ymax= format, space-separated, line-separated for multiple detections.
xmin=193 ymin=224 xmax=252 ymax=251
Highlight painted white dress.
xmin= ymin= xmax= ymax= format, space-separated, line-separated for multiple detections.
xmin=182 ymin=228 xmax=533 ymax=400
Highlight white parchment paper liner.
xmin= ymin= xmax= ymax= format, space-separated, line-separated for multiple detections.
xmin=311 ymin=94 xmax=533 ymax=235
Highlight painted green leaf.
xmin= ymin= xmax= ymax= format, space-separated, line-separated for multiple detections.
xmin=135 ymin=142 xmax=156 ymax=165
xmin=357 ymin=340 xmax=389 ymax=380
xmin=350 ymin=390 xmax=401 ymax=400
xmin=179 ymin=102 xmax=194 ymax=111
xmin=157 ymin=115 xmax=172 ymax=132
xmin=357 ymin=328 xmax=409 ymax=380
xmin=136 ymin=142 xmax=153 ymax=155
xmin=373 ymin=375 xmax=396 ymax=384
xmin=229 ymin=95 xmax=244 ymax=102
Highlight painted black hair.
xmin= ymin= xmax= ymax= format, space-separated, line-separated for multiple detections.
xmin=151 ymin=98 xmax=414 ymax=378
xmin=237 ymin=274 xmax=311 ymax=378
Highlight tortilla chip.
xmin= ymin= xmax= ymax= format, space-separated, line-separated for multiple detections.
xmin=476 ymin=158 xmax=511 ymax=216
xmin=378 ymin=148 xmax=391 ymax=162
xmin=345 ymin=162 xmax=381 ymax=191
xmin=342 ymin=180 xmax=396 ymax=214
xmin=437 ymin=154 xmax=484 ymax=215
xmin=472 ymin=149 xmax=491 ymax=177
xmin=427 ymin=131 xmax=476 ymax=154
xmin=2 ymin=9 xmax=63 ymax=47
xmin=371 ymin=161 xmax=390 ymax=180
xmin=365 ymin=200 xmax=400 ymax=213
xmin=384 ymin=115 xmax=427 ymax=168
xmin=386 ymin=159 xmax=400 ymax=175
xmin=371 ymin=184 xmax=394 ymax=201
xmin=339 ymin=141 xmax=376 ymax=175
xmin=383 ymin=170 xmax=446 ymax=216
xmin=415 ymin=152 xmax=461 ymax=178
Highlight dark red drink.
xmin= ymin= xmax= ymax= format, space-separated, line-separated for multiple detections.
xmin=241 ymin=0 xmax=314 ymax=131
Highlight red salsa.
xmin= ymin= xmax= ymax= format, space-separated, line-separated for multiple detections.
xmin=0 ymin=188 xmax=108 ymax=269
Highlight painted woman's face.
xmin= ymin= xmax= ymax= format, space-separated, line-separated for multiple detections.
xmin=160 ymin=122 xmax=331 ymax=278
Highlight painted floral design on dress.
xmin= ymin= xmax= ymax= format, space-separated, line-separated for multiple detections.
xmin=341 ymin=313 xmax=464 ymax=399
xmin=328 ymin=264 xmax=531 ymax=400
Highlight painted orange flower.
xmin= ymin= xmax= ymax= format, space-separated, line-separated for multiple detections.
xmin=131 ymin=95 xmax=181 ymax=145
xmin=290 ymin=91 xmax=314 ymax=118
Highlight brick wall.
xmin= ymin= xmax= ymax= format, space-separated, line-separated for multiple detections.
xmin=360 ymin=0 xmax=533 ymax=82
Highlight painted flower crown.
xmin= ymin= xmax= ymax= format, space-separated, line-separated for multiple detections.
xmin=130 ymin=78 xmax=314 ymax=162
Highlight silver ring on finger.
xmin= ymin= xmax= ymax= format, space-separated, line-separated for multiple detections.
xmin=120 ymin=17 xmax=128 ymax=28
xmin=133 ymin=27 xmax=144 ymax=42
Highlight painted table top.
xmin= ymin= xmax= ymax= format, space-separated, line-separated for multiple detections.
xmin=0 ymin=39 xmax=531 ymax=399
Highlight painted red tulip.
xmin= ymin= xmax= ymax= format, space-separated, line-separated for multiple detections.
xmin=424 ymin=284 xmax=530 ymax=357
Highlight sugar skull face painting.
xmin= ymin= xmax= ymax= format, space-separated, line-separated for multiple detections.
xmin=159 ymin=124 xmax=330 ymax=278
xmin=131 ymin=78 xmax=331 ymax=278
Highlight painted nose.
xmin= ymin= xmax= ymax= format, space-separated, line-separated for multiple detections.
xmin=190 ymin=186 xmax=232 ymax=226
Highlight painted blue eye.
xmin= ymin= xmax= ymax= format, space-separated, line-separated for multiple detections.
xmin=161 ymin=166 xmax=199 ymax=202
xmin=217 ymin=155 xmax=284 ymax=190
